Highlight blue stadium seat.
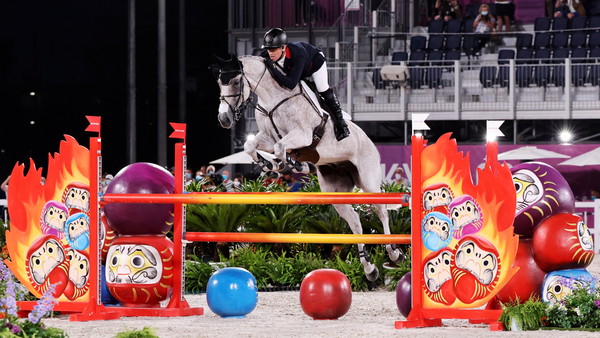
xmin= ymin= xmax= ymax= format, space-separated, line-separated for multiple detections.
xmin=552 ymin=32 xmax=569 ymax=49
xmin=534 ymin=17 xmax=551 ymax=32
xmin=408 ymin=51 xmax=426 ymax=88
xmin=534 ymin=32 xmax=551 ymax=50
xmin=462 ymin=35 xmax=480 ymax=56
xmin=391 ymin=51 xmax=408 ymax=65
xmin=480 ymin=66 xmax=497 ymax=88
xmin=571 ymin=47 xmax=589 ymax=86
xmin=589 ymin=31 xmax=600 ymax=49
xmin=516 ymin=33 xmax=533 ymax=50
xmin=465 ymin=4 xmax=480 ymax=19
xmin=533 ymin=48 xmax=552 ymax=87
xmin=372 ymin=68 xmax=386 ymax=89
xmin=444 ymin=49 xmax=461 ymax=71
xmin=552 ymin=17 xmax=568 ymax=31
xmin=570 ymin=16 xmax=587 ymax=30
xmin=589 ymin=16 xmax=600 ymax=31
xmin=410 ymin=36 xmax=427 ymax=53
xmin=516 ymin=49 xmax=534 ymax=87
xmin=428 ymin=19 xmax=445 ymax=34
xmin=551 ymin=48 xmax=569 ymax=86
xmin=446 ymin=19 xmax=462 ymax=33
xmin=589 ymin=47 xmax=600 ymax=85
xmin=426 ymin=50 xmax=444 ymax=88
xmin=463 ymin=18 xmax=475 ymax=33
xmin=570 ymin=31 xmax=588 ymax=49
xmin=497 ymin=49 xmax=515 ymax=88
xmin=445 ymin=35 xmax=462 ymax=51
xmin=427 ymin=35 xmax=445 ymax=51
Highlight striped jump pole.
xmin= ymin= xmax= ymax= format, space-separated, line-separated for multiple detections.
xmin=185 ymin=232 xmax=410 ymax=245
xmin=101 ymin=192 xmax=411 ymax=205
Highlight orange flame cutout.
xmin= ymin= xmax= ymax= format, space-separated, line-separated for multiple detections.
xmin=5 ymin=135 xmax=90 ymax=301
xmin=421 ymin=133 xmax=519 ymax=309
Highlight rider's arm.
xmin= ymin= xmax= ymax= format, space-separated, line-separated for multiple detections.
xmin=264 ymin=45 xmax=308 ymax=90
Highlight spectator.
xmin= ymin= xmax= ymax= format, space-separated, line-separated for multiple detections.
xmin=393 ymin=167 xmax=411 ymax=187
xmin=495 ymin=0 xmax=515 ymax=32
xmin=473 ymin=4 xmax=497 ymax=49
xmin=263 ymin=171 xmax=281 ymax=186
xmin=434 ymin=0 xmax=463 ymax=22
xmin=221 ymin=170 xmax=233 ymax=192
xmin=102 ymin=174 xmax=114 ymax=193
xmin=232 ymin=173 xmax=244 ymax=191
xmin=184 ymin=168 xmax=194 ymax=187
xmin=554 ymin=0 xmax=586 ymax=19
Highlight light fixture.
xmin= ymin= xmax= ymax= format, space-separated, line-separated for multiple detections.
xmin=559 ymin=130 xmax=573 ymax=144
xmin=246 ymin=134 xmax=255 ymax=141
xmin=29 ymin=92 xmax=36 ymax=96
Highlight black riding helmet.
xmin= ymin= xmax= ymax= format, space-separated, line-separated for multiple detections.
xmin=262 ymin=28 xmax=287 ymax=49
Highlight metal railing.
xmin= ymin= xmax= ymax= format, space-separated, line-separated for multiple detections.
xmin=327 ymin=58 xmax=600 ymax=122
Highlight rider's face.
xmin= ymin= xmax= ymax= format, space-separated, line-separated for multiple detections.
xmin=267 ymin=46 xmax=285 ymax=62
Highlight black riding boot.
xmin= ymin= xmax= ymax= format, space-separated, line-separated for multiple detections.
xmin=320 ymin=88 xmax=350 ymax=141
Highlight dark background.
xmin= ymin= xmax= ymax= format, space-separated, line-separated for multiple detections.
xmin=0 ymin=1 xmax=230 ymax=179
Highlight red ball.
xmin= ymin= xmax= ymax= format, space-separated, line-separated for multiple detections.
xmin=532 ymin=213 xmax=595 ymax=272
xmin=299 ymin=269 xmax=352 ymax=320
xmin=104 ymin=163 xmax=174 ymax=235
xmin=495 ymin=238 xmax=546 ymax=303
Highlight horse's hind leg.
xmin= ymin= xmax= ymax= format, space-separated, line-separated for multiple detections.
xmin=355 ymin=161 xmax=405 ymax=266
xmin=373 ymin=203 xmax=406 ymax=265
xmin=318 ymin=165 xmax=378 ymax=281
xmin=332 ymin=204 xmax=379 ymax=282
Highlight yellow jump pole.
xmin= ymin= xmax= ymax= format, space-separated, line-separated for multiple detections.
xmin=101 ymin=192 xmax=410 ymax=205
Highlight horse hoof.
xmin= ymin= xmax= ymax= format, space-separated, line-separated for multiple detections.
xmin=387 ymin=245 xmax=406 ymax=264
xmin=382 ymin=261 xmax=397 ymax=270
xmin=365 ymin=266 xmax=379 ymax=282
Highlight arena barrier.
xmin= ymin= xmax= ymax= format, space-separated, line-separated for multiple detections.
xmin=10 ymin=117 xmax=511 ymax=330
xmin=41 ymin=119 xmax=411 ymax=321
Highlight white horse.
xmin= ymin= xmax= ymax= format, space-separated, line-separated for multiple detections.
xmin=211 ymin=54 xmax=404 ymax=281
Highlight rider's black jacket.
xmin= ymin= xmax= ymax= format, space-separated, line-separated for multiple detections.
xmin=261 ymin=41 xmax=326 ymax=90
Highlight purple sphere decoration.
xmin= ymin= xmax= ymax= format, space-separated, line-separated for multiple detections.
xmin=104 ymin=163 xmax=174 ymax=235
xmin=395 ymin=272 xmax=412 ymax=318
xmin=511 ymin=162 xmax=575 ymax=237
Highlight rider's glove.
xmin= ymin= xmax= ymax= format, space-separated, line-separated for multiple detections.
xmin=264 ymin=57 xmax=275 ymax=69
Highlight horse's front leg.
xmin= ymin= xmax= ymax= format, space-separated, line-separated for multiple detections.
xmin=244 ymin=132 xmax=282 ymax=171
xmin=273 ymin=129 xmax=314 ymax=173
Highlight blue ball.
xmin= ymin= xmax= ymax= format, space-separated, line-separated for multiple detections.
xmin=206 ymin=267 xmax=258 ymax=318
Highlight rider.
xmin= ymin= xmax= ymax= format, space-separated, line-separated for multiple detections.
xmin=261 ymin=28 xmax=350 ymax=141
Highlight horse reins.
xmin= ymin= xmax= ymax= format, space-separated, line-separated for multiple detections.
xmin=221 ymin=59 xmax=328 ymax=146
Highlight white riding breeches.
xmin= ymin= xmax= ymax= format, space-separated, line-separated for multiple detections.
xmin=309 ymin=59 xmax=330 ymax=93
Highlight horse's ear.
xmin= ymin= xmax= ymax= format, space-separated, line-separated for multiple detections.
xmin=208 ymin=63 xmax=221 ymax=80
xmin=208 ymin=55 xmax=222 ymax=79
xmin=228 ymin=53 xmax=242 ymax=71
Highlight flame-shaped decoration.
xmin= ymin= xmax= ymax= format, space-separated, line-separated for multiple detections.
xmin=5 ymin=135 xmax=90 ymax=301
xmin=420 ymin=133 xmax=519 ymax=309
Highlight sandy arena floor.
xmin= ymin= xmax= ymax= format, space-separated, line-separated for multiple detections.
xmin=45 ymin=254 xmax=600 ymax=338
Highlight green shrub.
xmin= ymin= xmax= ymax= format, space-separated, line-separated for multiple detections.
xmin=116 ymin=327 xmax=159 ymax=338
xmin=499 ymin=298 xmax=548 ymax=331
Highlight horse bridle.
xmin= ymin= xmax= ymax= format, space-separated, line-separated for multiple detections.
xmin=218 ymin=69 xmax=248 ymax=123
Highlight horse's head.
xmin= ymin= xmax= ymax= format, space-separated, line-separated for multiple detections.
xmin=210 ymin=54 xmax=245 ymax=129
